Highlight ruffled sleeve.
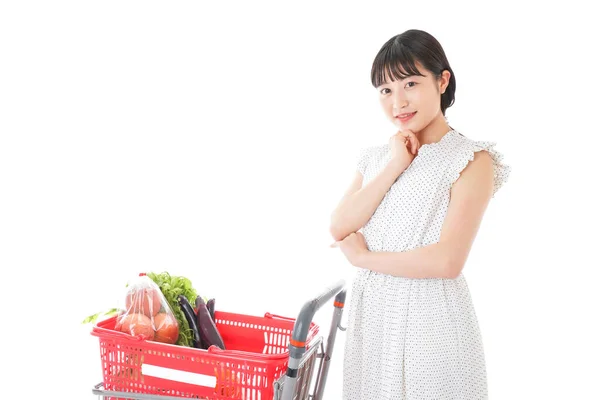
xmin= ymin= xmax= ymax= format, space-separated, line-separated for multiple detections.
xmin=450 ymin=140 xmax=511 ymax=198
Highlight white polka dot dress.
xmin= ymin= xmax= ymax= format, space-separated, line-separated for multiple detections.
xmin=342 ymin=129 xmax=511 ymax=400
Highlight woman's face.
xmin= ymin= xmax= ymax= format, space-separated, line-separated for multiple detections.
xmin=377 ymin=62 xmax=450 ymax=132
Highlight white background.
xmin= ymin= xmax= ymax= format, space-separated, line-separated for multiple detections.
xmin=1 ymin=1 xmax=599 ymax=399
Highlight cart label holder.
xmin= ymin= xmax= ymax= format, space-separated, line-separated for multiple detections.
xmin=141 ymin=363 xmax=217 ymax=388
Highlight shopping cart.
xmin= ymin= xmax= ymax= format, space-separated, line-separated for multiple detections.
xmin=91 ymin=280 xmax=347 ymax=400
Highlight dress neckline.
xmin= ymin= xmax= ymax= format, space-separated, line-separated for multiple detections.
xmin=383 ymin=129 xmax=460 ymax=160
xmin=418 ymin=129 xmax=458 ymax=151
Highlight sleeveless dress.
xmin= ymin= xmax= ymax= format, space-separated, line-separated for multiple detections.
xmin=342 ymin=129 xmax=511 ymax=400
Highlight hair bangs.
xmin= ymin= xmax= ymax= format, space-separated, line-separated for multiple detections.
xmin=371 ymin=42 xmax=425 ymax=88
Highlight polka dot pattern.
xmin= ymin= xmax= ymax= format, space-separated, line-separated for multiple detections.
xmin=342 ymin=129 xmax=510 ymax=399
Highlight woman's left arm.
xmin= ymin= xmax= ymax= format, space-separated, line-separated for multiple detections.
xmin=356 ymin=150 xmax=495 ymax=279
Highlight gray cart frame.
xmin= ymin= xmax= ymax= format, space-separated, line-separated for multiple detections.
xmin=92 ymin=280 xmax=347 ymax=400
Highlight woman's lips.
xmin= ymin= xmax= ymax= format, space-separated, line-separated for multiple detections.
xmin=396 ymin=111 xmax=416 ymax=122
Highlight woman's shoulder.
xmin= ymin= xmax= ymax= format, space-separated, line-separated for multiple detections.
xmin=356 ymin=142 xmax=389 ymax=163
xmin=448 ymin=129 xmax=511 ymax=198
xmin=360 ymin=142 xmax=389 ymax=155
xmin=355 ymin=142 xmax=389 ymax=175
xmin=450 ymin=129 xmax=507 ymax=149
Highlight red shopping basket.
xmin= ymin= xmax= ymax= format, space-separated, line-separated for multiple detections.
xmin=91 ymin=310 xmax=319 ymax=399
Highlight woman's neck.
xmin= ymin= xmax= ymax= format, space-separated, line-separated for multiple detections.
xmin=417 ymin=114 xmax=453 ymax=145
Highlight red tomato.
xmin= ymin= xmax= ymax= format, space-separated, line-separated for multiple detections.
xmin=153 ymin=313 xmax=179 ymax=344
xmin=119 ymin=313 xmax=155 ymax=340
xmin=125 ymin=287 xmax=162 ymax=318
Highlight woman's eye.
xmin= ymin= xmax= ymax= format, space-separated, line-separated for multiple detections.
xmin=405 ymin=81 xmax=416 ymax=88
xmin=380 ymin=88 xmax=390 ymax=94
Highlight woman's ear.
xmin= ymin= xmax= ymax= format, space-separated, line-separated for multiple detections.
xmin=439 ymin=70 xmax=451 ymax=94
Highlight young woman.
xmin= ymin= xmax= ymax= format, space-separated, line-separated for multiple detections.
xmin=330 ymin=29 xmax=511 ymax=399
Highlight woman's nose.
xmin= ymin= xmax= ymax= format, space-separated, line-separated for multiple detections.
xmin=392 ymin=94 xmax=408 ymax=111
xmin=393 ymin=99 xmax=408 ymax=112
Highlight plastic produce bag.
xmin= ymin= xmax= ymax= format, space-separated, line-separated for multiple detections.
xmin=114 ymin=273 xmax=180 ymax=344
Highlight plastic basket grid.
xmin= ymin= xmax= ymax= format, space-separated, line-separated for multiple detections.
xmin=92 ymin=310 xmax=319 ymax=400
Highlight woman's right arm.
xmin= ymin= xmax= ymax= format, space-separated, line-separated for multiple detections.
xmin=329 ymin=160 xmax=406 ymax=242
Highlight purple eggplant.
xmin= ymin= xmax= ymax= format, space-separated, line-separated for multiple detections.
xmin=178 ymin=295 xmax=203 ymax=349
xmin=195 ymin=296 xmax=225 ymax=350
xmin=206 ymin=298 xmax=215 ymax=323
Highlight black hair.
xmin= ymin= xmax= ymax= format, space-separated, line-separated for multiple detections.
xmin=371 ymin=29 xmax=456 ymax=115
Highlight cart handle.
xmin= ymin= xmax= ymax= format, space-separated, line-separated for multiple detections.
xmin=280 ymin=280 xmax=346 ymax=400
xmin=289 ymin=279 xmax=346 ymax=349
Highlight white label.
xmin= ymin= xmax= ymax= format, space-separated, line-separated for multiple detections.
xmin=141 ymin=363 xmax=217 ymax=388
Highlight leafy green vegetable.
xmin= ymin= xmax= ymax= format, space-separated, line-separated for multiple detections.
xmin=146 ymin=272 xmax=207 ymax=347
xmin=82 ymin=308 xmax=121 ymax=324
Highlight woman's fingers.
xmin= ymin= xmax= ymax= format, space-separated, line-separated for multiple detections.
xmin=391 ymin=130 xmax=420 ymax=155
xmin=399 ymin=130 xmax=418 ymax=154
xmin=411 ymin=135 xmax=419 ymax=154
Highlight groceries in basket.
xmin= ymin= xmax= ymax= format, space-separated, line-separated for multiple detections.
xmin=177 ymin=293 xmax=225 ymax=350
xmin=83 ymin=271 xmax=225 ymax=350
xmin=114 ymin=273 xmax=180 ymax=344
xmin=195 ymin=295 xmax=225 ymax=350
xmin=145 ymin=271 xmax=205 ymax=347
